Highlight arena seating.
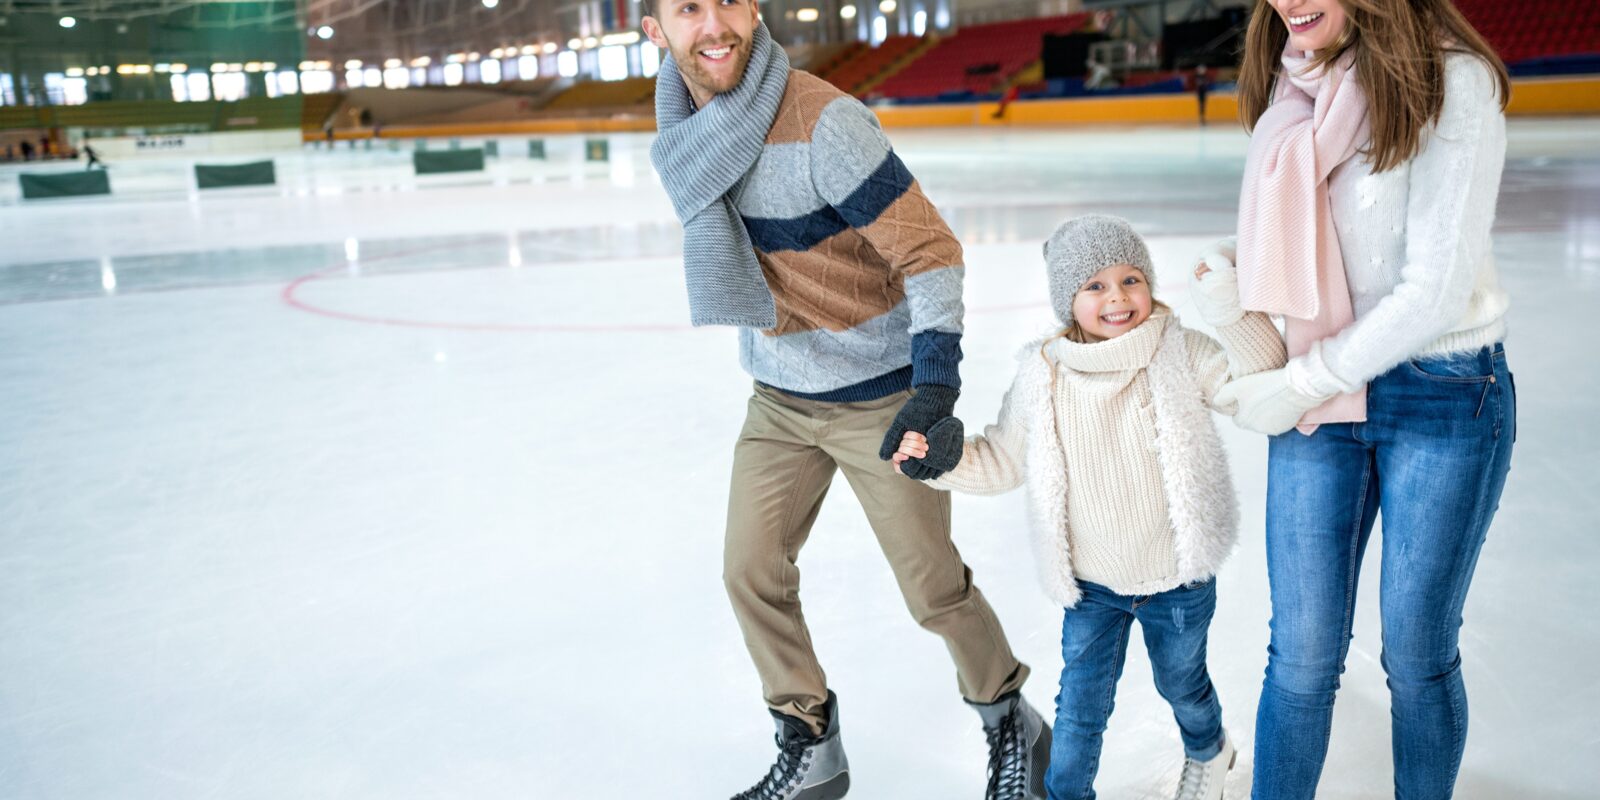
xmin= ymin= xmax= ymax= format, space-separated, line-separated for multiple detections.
xmin=822 ymin=36 xmax=924 ymax=95
xmin=1457 ymin=0 xmax=1600 ymax=63
xmin=871 ymin=14 xmax=1090 ymax=100
xmin=543 ymin=77 xmax=656 ymax=110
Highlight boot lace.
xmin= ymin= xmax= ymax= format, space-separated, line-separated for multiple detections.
xmin=1175 ymin=755 xmax=1210 ymax=800
xmin=983 ymin=710 xmax=1028 ymax=799
xmin=733 ymin=733 xmax=812 ymax=800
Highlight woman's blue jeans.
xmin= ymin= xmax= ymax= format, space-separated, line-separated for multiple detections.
xmin=1252 ymin=345 xmax=1516 ymax=800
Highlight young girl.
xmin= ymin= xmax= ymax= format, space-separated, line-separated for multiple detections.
xmin=895 ymin=215 xmax=1284 ymax=800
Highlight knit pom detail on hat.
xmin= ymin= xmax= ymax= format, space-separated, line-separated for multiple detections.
xmin=1043 ymin=214 xmax=1155 ymax=325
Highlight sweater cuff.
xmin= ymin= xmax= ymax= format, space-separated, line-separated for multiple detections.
xmin=1290 ymin=343 xmax=1354 ymax=398
xmin=911 ymin=330 xmax=963 ymax=389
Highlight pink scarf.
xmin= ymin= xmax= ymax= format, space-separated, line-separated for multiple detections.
xmin=1236 ymin=48 xmax=1369 ymax=432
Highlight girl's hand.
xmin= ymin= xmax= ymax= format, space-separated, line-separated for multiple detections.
xmin=1190 ymin=239 xmax=1245 ymax=327
xmin=898 ymin=431 xmax=929 ymax=459
xmin=891 ymin=432 xmax=928 ymax=475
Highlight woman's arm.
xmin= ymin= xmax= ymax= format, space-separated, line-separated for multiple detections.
xmin=1295 ymin=55 xmax=1507 ymax=396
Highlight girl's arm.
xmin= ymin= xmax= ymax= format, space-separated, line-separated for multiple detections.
xmin=898 ymin=367 xmax=1031 ymax=495
xmin=1189 ymin=249 xmax=1289 ymax=410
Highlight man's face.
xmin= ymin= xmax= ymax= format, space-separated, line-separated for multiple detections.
xmin=643 ymin=0 xmax=761 ymax=102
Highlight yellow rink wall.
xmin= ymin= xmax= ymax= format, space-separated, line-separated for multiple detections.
xmin=305 ymin=75 xmax=1600 ymax=141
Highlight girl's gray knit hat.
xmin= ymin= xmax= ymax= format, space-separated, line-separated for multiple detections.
xmin=1043 ymin=214 xmax=1155 ymax=325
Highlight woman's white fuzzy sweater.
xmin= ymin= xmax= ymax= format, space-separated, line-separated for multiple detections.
xmin=931 ymin=310 xmax=1285 ymax=607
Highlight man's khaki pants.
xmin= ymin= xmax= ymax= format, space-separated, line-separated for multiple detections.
xmin=725 ymin=383 xmax=1029 ymax=734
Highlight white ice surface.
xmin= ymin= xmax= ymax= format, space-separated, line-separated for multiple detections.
xmin=1 ymin=121 xmax=1597 ymax=799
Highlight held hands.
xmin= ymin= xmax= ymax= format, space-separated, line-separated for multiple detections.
xmin=891 ymin=421 xmax=965 ymax=479
xmin=879 ymin=384 xmax=963 ymax=480
xmin=1214 ymin=363 xmax=1329 ymax=436
xmin=1191 ymin=236 xmax=1245 ymax=328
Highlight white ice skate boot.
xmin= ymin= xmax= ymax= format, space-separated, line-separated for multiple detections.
xmin=1175 ymin=730 xmax=1236 ymax=800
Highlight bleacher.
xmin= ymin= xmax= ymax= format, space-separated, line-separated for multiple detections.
xmin=1457 ymin=0 xmax=1600 ymax=64
xmin=823 ymin=36 xmax=924 ymax=95
xmin=543 ymin=77 xmax=656 ymax=111
xmin=300 ymin=92 xmax=345 ymax=133
xmin=873 ymin=14 xmax=1090 ymax=100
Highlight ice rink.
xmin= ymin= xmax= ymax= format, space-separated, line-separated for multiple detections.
xmin=1 ymin=120 xmax=1596 ymax=799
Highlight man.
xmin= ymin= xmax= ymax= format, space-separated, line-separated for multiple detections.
xmin=642 ymin=2 xmax=1049 ymax=799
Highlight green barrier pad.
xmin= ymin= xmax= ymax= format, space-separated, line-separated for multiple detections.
xmin=195 ymin=160 xmax=277 ymax=190
xmin=20 ymin=170 xmax=111 ymax=200
xmin=528 ymin=139 xmax=546 ymax=159
xmin=414 ymin=148 xmax=485 ymax=174
xmin=484 ymin=140 xmax=499 ymax=158
xmin=585 ymin=139 xmax=610 ymax=162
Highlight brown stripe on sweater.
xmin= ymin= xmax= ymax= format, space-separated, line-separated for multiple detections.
xmin=757 ymin=228 xmax=905 ymax=335
xmin=856 ymin=181 xmax=965 ymax=279
xmin=765 ymin=70 xmax=845 ymax=146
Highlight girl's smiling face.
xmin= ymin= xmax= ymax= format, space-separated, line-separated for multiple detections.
xmin=1072 ymin=263 xmax=1153 ymax=341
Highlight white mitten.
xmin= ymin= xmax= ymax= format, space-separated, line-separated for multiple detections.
xmin=1191 ymin=236 xmax=1242 ymax=327
xmin=1213 ymin=364 xmax=1328 ymax=435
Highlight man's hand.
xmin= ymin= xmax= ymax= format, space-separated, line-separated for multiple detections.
xmin=879 ymin=385 xmax=963 ymax=480
xmin=891 ymin=420 xmax=964 ymax=480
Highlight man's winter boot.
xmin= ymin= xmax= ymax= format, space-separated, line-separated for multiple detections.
xmin=731 ymin=691 xmax=849 ymax=800
xmin=969 ymin=690 xmax=1050 ymax=800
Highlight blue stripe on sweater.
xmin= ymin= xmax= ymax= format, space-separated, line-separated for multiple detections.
xmin=742 ymin=150 xmax=914 ymax=253
xmin=758 ymin=330 xmax=963 ymax=402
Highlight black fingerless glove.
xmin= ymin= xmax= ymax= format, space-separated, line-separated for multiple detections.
xmin=879 ymin=384 xmax=965 ymax=480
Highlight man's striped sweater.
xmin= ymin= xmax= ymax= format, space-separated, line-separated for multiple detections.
xmin=729 ymin=69 xmax=965 ymax=401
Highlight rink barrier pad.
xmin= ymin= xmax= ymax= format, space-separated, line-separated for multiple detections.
xmin=20 ymin=170 xmax=111 ymax=200
xmin=414 ymin=148 xmax=486 ymax=174
xmin=195 ymin=160 xmax=277 ymax=190
xmin=302 ymin=76 xmax=1600 ymax=143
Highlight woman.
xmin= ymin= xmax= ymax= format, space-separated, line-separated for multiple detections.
xmin=1210 ymin=1 xmax=1514 ymax=798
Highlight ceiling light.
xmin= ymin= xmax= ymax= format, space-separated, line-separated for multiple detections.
xmin=59 ymin=16 xmax=75 ymax=28
xmin=880 ymin=0 xmax=897 ymax=12
xmin=316 ymin=25 xmax=334 ymax=40
xmin=797 ymin=8 xmax=820 ymax=22
xmin=840 ymin=5 xmax=858 ymax=20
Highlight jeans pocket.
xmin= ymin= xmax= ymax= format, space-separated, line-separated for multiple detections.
xmin=1406 ymin=352 xmax=1495 ymax=384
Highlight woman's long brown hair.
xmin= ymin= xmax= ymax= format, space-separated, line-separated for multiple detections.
xmin=1236 ymin=0 xmax=1510 ymax=173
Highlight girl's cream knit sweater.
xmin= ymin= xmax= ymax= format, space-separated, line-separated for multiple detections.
xmin=930 ymin=309 xmax=1285 ymax=604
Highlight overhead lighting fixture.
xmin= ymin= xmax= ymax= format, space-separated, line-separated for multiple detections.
xmin=880 ymin=0 xmax=897 ymax=12
xmin=171 ymin=64 xmax=188 ymax=73
xmin=59 ymin=16 xmax=76 ymax=28
xmin=245 ymin=62 xmax=262 ymax=72
xmin=211 ymin=63 xmax=229 ymax=73
xmin=86 ymin=67 xmax=100 ymax=76
xmin=600 ymin=31 xmax=641 ymax=46
xmin=385 ymin=58 xmax=402 ymax=68
xmin=263 ymin=62 xmax=276 ymax=71
xmin=521 ymin=45 xmax=538 ymax=56
xmin=467 ymin=51 xmax=481 ymax=61
xmin=66 ymin=67 xmax=84 ymax=77
xmin=840 ymin=5 xmax=858 ymax=20
xmin=584 ymin=36 xmax=598 ymax=48
xmin=568 ymin=38 xmax=582 ymax=50
xmin=543 ymin=43 xmax=558 ymax=54
xmin=490 ymin=48 xmax=504 ymax=59
xmin=134 ymin=65 xmax=152 ymax=74
xmin=345 ymin=59 xmax=363 ymax=70
xmin=482 ymin=0 xmax=500 ymax=7
xmin=316 ymin=25 xmax=334 ymax=40
xmin=411 ymin=56 xmax=432 ymax=67
xmin=797 ymin=8 xmax=820 ymax=22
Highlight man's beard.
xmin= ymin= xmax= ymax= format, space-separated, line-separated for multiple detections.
xmin=668 ymin=33 xmax=753 ymax=99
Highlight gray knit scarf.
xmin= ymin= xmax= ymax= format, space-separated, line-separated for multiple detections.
xmin=650 ymin=22 xmax=790 ymax=328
